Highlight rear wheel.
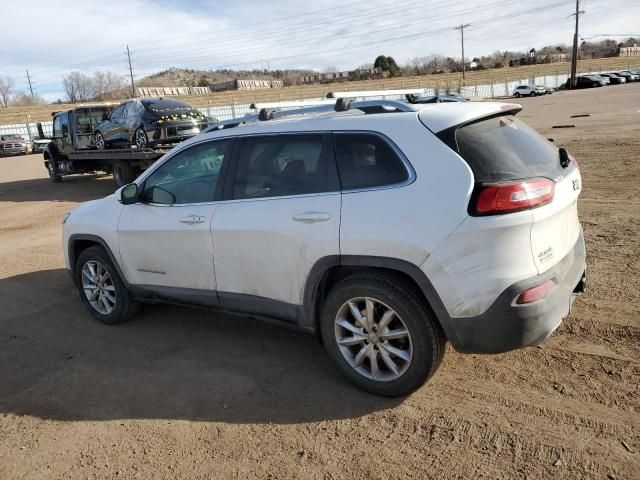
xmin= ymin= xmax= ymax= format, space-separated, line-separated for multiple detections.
xmin=75 ymin=246 xmax=141 ymax=324
xmin=112 ymin=160 xmax=136 ymax=187
xmin=320 ymin=274 xmax=445 ymax=397
xmin=529 ymin=92 xmax=536 ymax=97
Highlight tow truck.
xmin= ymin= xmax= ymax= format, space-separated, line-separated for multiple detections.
xmin=43 ymin=103 xmax=172 ymax=186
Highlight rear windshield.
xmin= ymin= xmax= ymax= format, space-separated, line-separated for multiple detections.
xmin=454 ymin=115 xmax=562 ymax=182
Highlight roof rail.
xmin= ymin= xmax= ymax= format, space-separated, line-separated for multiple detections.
xmin=335 ymin=98 xmax=417 ymax=113
xmin=203 ymin=113 xmax=259 ymax=132
xmin=250 ymin=99 xmax=335 ymax=110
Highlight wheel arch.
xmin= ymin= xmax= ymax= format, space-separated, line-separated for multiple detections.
xmin=68 ymin=234 xmax=130 ymax=287
xmin=302 ymin=255 xmax=455 ymax=342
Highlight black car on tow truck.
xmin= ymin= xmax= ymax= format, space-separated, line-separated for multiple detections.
xmin=43 ymin=104 xmax=176 ymax=186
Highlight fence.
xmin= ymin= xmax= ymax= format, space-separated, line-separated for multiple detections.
xmin=0 ymin=67 xmax=634 ymax=142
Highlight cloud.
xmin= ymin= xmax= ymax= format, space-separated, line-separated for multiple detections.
xmin=1 ymin=0 xmax=638 ymax=101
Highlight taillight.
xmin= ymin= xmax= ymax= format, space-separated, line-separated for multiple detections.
xmin=515 ymin=279 xmax=555 ymax=305
xmin=472 ymin=178 xmax=555 ymax=216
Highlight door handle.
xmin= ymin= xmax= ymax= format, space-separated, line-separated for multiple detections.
xmin=179 ymin=215 xmax=207 ymax=225
xmin=292 ymin=211 xmax=331 ymax=223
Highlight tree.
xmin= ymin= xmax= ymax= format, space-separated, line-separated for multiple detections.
xmin=93 ymin=71 xmax=125 ymax=100
xmin=63 ymin=72 xmax=95 ymax=103
xmin=373 ymin=55 xmax=401 ymax=77
xmin=0 ymin=77 xmax=15 ymax=108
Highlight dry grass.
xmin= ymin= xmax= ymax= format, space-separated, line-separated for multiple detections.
xmin=2 ymin=57 xmax=638 ymax=125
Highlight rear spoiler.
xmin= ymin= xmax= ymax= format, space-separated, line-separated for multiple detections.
xmin=418 ymin=102 xmax=522 ymax=134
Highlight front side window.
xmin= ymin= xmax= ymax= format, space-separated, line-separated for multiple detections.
xmin=141 ymin=139 xmax=232 ymax=204
xmin=232 ymin=134 xmax=331 ymax=199
xmin=334 ymin=133 xmax=409 ymax=190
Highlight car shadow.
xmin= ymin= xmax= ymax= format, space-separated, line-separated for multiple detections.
xmin=0 ymin=175 xmax=116 ymax=203
xmin=0 ymin=269 xmax=401 ymax=424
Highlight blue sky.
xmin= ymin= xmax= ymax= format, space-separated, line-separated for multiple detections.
xmin=1 ymin=0 xmax=638 ymax=101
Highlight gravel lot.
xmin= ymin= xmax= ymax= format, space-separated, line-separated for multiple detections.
xmin=1 ymin=84 xmax=638 ymax=479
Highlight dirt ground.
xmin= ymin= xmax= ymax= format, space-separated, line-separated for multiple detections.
xmin=1 ymin=84 xmax=638 ymax=480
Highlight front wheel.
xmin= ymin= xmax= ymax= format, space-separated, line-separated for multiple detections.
xmin=320 ymin=274 xmax=445 ymax=397
xmin=75 ymin=246 xmax=141 ymax=324
xmin=134 ymin=128 xmax=148 ymax=149
xmin=514 ymin=92 xmax=521 ymax=98
xmin=94 ymin=131 xmax=106 ymax=150
xmin=46 ymin=160 xmax=62 ymax=183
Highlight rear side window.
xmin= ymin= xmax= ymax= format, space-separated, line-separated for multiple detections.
xmin=455 ymin=115 xmax=562 ymax=182
xmin=334 ymin=133 xmax=408 ymax=190
xmin=232 ymin=134 xmax=333 ymax=199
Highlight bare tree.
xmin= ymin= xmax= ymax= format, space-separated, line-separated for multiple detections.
xmin=0 ymin=77 xmax=15 ymax=108
xmin=93 ymin=71 xmax=125 ymax=100
xmin=62 ymin=72 xmax=95 ymax=103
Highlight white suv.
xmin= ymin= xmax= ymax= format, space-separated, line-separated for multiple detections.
xmin=513 ymin=85 xmax=545 ymax=97
xmin=63 ymin=99 xmax=587 ymax=396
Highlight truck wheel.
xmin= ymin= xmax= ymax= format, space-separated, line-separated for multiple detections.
xmin=134 ymin=128 xmax=148 ymax=149
xmin=112 ymin=161 xmax=136 ymax=187
xmin=46 ymin=161 xmax=62 ymax=183
xmin=320 ymin=274 xmax=445 ymax=397
xmin=75 ymin=246 xmax=141 ymax=325
xmin=94 ymin=131 xmax=106 ymax=150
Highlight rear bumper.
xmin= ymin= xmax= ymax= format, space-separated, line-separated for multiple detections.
xmin=448 ymin=228 xmax=586 ymax=354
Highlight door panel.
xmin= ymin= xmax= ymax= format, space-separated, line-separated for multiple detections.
xmin=213 ymin=133 xmax=340 ymax=308
xmin=212 ymin=193 xmax=340 ymax=305
xmin=117 ymin=138 xmax=233 ymax=291
xmin=118 ymin=203 xmax=217 ymax=289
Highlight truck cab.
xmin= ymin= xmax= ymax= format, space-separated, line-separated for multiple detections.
xmin=50 ymin=105 xmax=113 ymax=156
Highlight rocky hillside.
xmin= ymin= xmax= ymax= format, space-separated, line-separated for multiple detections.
xmin=137 ymin=68 xmax=316 ymax=88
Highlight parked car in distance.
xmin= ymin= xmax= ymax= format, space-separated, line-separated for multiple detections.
xmin=513 ymin=85 xmax=546 ymax=97
xmin=599 ymin=73 xmax=626 ymax=84
xmin=63 ymin=99 xmax=587 ymax=397
xmin=589 ymin=74 xmax=610 ymax=85
xmin=0 ymin=134 xmax=29 ymax=156
xmin=93 ymin=98 xmax=209 ymax=150
xmin=567 ymin=76 xmax=605 ymax=89
xmin=616 ymin=71 xmax=638 ymax=82
xmin=536 ymin=85 xmax=555 ymax=94
xmin=405 ymin=94 xmax=468 ymax=103
xmin=32 ymin=137 xmax=51 ymax=153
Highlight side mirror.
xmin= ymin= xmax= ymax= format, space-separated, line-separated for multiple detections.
xmin=120 ymin=183 xmax=139 ymax=204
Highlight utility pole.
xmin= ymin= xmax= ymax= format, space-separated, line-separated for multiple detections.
xmin=569 ymin=0 xmax=584 ymax=89
xmin=455 ymin=24 xmax=471 ymax=81
xmin=26 ymin=70 xmax=35 ymax=100
xmin=126 ymin=45 xmax=135 ymax=97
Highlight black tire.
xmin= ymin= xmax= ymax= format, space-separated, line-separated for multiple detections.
xmin=133 ymin=127 xmax=148 ymax=149
xmin=320 ymin=274 xmax=445 ymax=397
xmin=529 ymin=92 xmax=536 ymax=97
xmin=514 ymin=92 xmax=520 ymax=98
xmin=46 ymin=160 xmax=62 ymax=183
xmin=75 ymin=246 xmax=141 ymax=325
xmin=112 ymin=160 xmax=136 ymax=187
xmin=94 ymin=131 xmax=106 ymax=150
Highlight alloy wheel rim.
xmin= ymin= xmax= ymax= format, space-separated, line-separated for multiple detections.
xmin=81 ymin=260 xmax=116 ymax=315
xmin=95 ymin=133 xmax=104 ymax=149
xmin=334 ymin=297 xmax=413 ymax=381
xmin=135 ymin=130 xmax=147 ymax=148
